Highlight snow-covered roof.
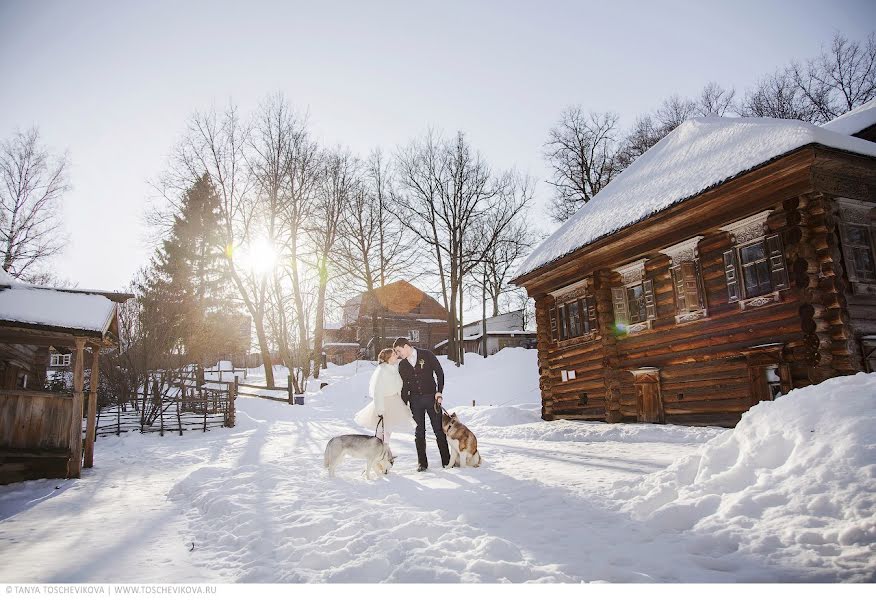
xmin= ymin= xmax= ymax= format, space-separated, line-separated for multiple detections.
xmin=0 ymin=272 xmax=122 ymax=336
xmin=821 ymin=99 xmax=876 ymax=136
xmin=515 ymin=115 xmax=876 ymax=280
xmin=434 ymin=330 xmax=537 ymax=347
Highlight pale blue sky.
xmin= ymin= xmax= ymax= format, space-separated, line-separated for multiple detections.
xmin=1 ymin=0 xmax=874 ymax=291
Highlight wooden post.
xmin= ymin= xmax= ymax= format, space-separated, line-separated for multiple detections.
xmin=116 ymin=397 xmax=121 ymax=436
xmin=83 ymin=344 xmax=100 ymax=469
xmin=176 ymin=389 xmax=183 ymax=436
xmin=203 ymin=390 xmax=208 ymax=432
xmin=288 ymin=374 xmax=293 ymax=405
xmin=69 ymin=337 xmax=86 ymax=478
xmin=227 ymin=376 xmax=238 ymax=427
xmin=157 ymin=377 xmax=164 ymax=437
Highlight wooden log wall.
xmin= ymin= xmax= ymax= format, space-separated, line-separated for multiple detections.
xmin=530 ymin=149 xmax=876 ymax=427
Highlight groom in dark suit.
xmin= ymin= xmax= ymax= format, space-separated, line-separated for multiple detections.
xmin=393 ymin=337 xmax=451 ymax=472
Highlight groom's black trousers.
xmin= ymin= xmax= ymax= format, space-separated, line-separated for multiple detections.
xmin=409 ymin=394 xmax=450 ymax=468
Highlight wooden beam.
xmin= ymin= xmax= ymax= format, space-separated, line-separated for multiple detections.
xmin=83 ymin=345 xmax=100 ymax=469
xmin=68 ymin=337 xmax=85 ymax=479
xmin=0 ymin=326 xmax=105 ymax=348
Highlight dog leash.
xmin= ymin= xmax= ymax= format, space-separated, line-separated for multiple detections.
xmin=374 ymin=415 xmax=384 ymax=438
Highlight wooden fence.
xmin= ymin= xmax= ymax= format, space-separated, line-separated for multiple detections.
xmin=84 ymin=371 xmax=238 ymax=438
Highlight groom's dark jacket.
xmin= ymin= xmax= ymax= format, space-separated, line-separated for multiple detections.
xmin=398 ymin=348 xmax=444 ymax=403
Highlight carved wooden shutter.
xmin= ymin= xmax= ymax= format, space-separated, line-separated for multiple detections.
xmin=682 ymin=261 xmax=702 ymax=309
xmin=611 ymin=287 xmax=629 ymax=325
xmin=586 ymin=296 xmax=598 ymax=332
xmin=643 ymin=279 xmax=657 ymax=320
xmin=766 ymin=234 xmax=789 ymax=290
xmin=550 ymin=306 xmax=559 ymax=341
xmin=723 ymin=249 xmax=741 ymax=302
xmin=672 ymin=266 xmax=687 ymax=312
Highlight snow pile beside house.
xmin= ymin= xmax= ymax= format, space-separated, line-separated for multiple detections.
xmin=611 ymin=372 xmax=876 ymax=581
xmin=516 ymin=115 xmax=876 ymax=278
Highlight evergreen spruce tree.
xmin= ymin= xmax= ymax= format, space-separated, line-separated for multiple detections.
xmin=139 ymin=174 xmax=248 ymax=367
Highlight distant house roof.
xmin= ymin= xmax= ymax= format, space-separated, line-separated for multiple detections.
xmin=0 ymin=271 xmax=132 ymax=341
xmin=821 ymin=99 xmax=876 ymax=136
xmin=514 ymin=114 xmax=876 ymax=281
xmin=434 ymin=329 xmax=536 ymax=349
xmin=342 ymin=280 xmax=448 ymax=324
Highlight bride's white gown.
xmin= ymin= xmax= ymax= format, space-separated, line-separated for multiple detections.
xmin=354 ymin=363 xmax=415 ymax=433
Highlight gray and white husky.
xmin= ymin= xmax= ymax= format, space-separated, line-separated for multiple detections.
xmin=324 ymin=434 xmax=394 ymax=479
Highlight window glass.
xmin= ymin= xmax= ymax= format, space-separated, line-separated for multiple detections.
xmin=740 ymin=241 xmax=773 ymax=297
xmin=626 ymin=283 xmax=647 ymax=324
xmin=740 ymin=242 xmax=766 ymax=264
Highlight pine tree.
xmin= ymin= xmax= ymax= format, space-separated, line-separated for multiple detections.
xmin=139 ymin=174 xmax=248 ymax=367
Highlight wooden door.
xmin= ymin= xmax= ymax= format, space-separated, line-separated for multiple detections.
xmin=633 ymin=370 xmax=664 ymax=423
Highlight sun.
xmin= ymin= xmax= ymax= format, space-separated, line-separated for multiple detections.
xmin=235 ymin=237 xmax=278 ymax=275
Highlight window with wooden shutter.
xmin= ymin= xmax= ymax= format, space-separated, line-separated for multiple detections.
xmin=739 ymin=241 xmax=773 ymax=298
xmin=765 ymin=234 xmax=790 ymax=291
xmin=723 ymin=249 xmax=741 ymax=302
xmin=643 ymin=279 xmax=657 ymax=320
xmin=612 ymin=287 xmax=629 ymax=325
xmin=840 ymin=223 xmax=876 ymax=283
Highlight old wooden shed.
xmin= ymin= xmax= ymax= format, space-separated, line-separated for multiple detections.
xmin=0 ymin=270 xmax=132 ymax=483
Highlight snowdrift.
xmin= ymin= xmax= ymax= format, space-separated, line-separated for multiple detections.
xmin=610 ymin=372 xmax=876 ymax=582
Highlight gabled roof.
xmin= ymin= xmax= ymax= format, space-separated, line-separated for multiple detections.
xmin=342 ymin=280 xmax=447 ymax=321
xmin=515 ymin=115 xmax=876 ymax=281
xmin=821 ymin=99 xmax=876 ymax=136
xmin=0 ymin=271 xmax=132 ymax=339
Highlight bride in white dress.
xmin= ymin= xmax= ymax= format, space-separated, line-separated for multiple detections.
xmin=354 ymin=348 xmax=414 ymax=457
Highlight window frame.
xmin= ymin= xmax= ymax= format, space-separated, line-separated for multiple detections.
xmin=50 ymin=354 xmax=71 ymax=367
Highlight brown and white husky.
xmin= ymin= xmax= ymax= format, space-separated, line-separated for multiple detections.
xmin=441 ymin=411 xmax=482 ymax=468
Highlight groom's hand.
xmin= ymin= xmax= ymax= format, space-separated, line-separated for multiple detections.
xmin=435 ymin=392 xmax=443 ymax=404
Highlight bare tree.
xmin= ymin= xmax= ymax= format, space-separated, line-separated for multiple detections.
xmin=476 ymin=210 xmax=539 ymax=317
xmin=543 ymin=108 xmax=622 ymax=223
xmin=790 ymin=32 xmax=876 ymax=122
xmin=738 ymin=68 xmax=821 ymax=121
xmin=0 ymin=128 xmax=69 ymax=281
xmin=334 ymin=149 xmax=417 ymax=293
xmin=155 ymin=103 xmax=288 ymax=384
xmin=696 ymin=82 xmax=736 ymax=116
xmin=308 ymin=148 xmax=356 ymax=379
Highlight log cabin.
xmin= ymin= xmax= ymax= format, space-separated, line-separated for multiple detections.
xmin=0 ymin=270 xmax=132 ymax=483
xmin=511 ymin=102 xmax=876 ymax=427
xmin=324 ymin=280 xmax=450 ymax=362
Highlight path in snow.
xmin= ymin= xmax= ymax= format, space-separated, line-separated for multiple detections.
xmin=5 ymin=352 xmax=866 ymax=582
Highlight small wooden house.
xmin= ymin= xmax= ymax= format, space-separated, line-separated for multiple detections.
xmin=512 ymin=103 xmax=876 ymax=427
xmin=325 ymin=280 xmax=449 ymax=361
xmin=0 ymin=271 xmax=132 ymax=483
xmin=435 ymin=310 xmax=537 ymax=356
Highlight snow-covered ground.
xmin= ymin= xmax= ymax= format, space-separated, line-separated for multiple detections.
xmin=1 ymin=349 xmax=873 ymax=583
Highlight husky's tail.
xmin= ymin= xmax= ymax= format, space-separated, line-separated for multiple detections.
xmin=472 ymin=450 xmax=482 ymax=467
xmin=323 ymin=441 xmax=332 ymax=469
